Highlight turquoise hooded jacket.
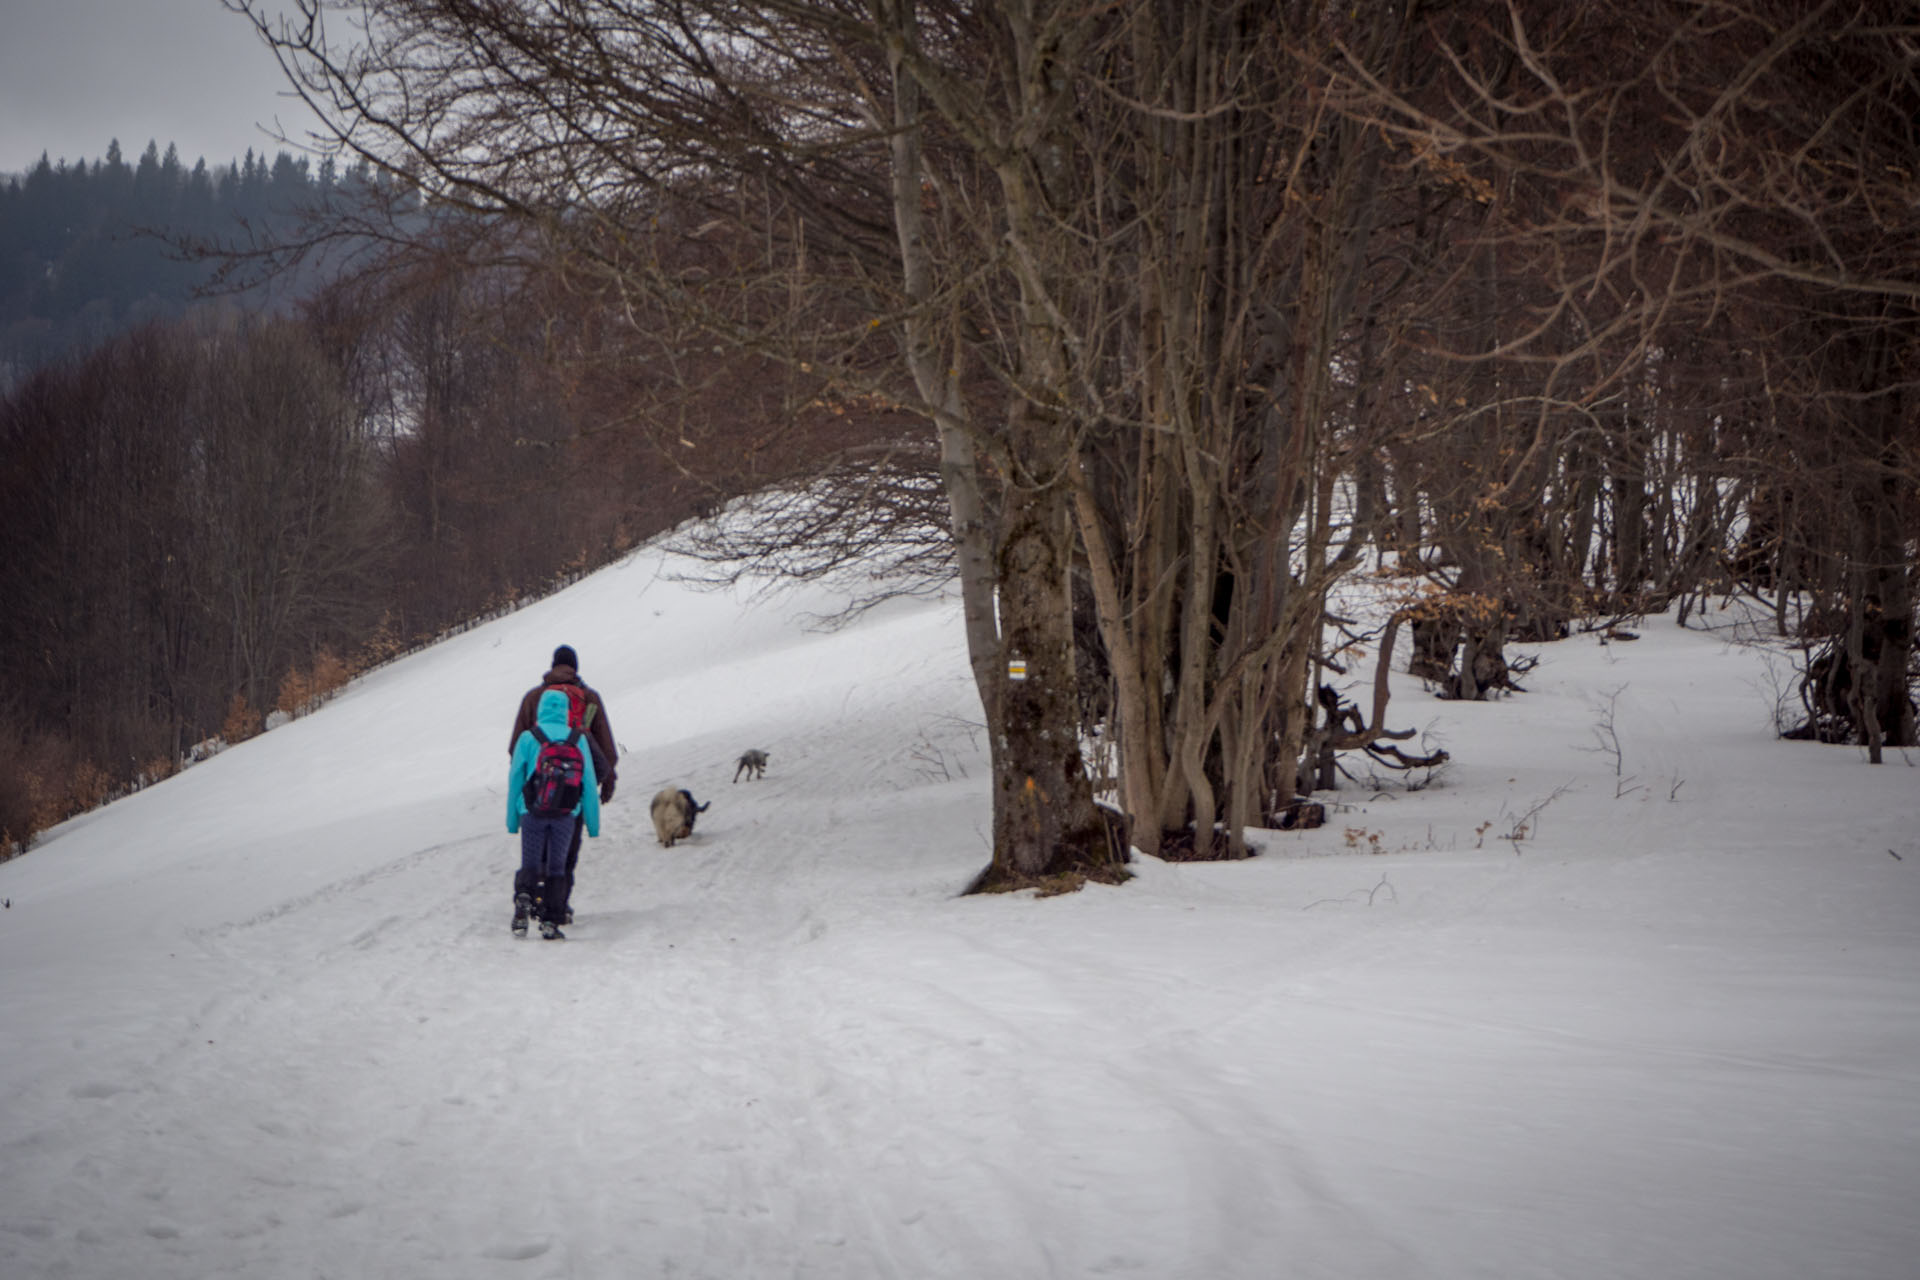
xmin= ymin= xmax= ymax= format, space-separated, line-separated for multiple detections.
xmin=507 ymin=688 xmax=602 ymax=836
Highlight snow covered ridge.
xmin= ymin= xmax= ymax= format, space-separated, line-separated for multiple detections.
xmin=2 ymin=546 xmax=1917 ymax=1279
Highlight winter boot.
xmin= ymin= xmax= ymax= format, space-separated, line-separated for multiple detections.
xmin=540 ymin=919 xmax=565 ymax=941
xmin=511 ymin=893 xmax=532 ymax=938
xmin=549 ymin=873 xmax=575 ymax=926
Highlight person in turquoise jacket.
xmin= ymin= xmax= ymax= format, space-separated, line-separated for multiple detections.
xmin=507 ymin=688 xmax=601 ymax=939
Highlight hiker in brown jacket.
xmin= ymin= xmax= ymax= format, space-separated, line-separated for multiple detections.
xmin=508 ymin=645 xmax=619 ymax=924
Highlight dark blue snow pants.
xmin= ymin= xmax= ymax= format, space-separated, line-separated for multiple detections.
xmin=515 ymin=814 xmax=577 ymax=923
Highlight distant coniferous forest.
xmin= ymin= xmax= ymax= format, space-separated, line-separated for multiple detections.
xmin=0 ymin=139 xmax=362 ymax=385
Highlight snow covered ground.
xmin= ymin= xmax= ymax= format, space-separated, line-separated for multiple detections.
xmin=2 ymin=544 xmax=1916 ymax=1280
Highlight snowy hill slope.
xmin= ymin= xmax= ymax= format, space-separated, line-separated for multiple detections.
xmin=2 ymin=546 xmax=1917 ymax=1280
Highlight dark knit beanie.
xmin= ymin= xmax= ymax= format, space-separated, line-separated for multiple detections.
xmin=552 ymin=644 xmax=579 ymax=671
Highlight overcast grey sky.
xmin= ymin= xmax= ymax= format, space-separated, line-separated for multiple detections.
xmin=0 ymin=0 xmax=324 ymax=176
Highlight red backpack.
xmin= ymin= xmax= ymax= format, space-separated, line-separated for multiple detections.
xmin=545 ymin=681 xmax=594 ymax=732
xmin=523 ymin=725 xmax=587 ymax=818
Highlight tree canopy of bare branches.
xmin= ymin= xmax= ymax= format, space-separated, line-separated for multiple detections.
xmin=229 ymin=0 xmax=1919 ymax=888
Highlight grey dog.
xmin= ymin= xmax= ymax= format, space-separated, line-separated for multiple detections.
xmin=733 ymin=749 xmax=769 ymax=782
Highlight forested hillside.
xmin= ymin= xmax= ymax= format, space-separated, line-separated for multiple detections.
xmin=0 ymin=144 xmax=924 ymax=854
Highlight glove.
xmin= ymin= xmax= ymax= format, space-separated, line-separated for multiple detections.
xmin=599 ymin=775 xmax=616 ymax=804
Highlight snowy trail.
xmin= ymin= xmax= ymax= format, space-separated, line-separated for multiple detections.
xmin=3 ymin=712 xmax=1377 ymax=1277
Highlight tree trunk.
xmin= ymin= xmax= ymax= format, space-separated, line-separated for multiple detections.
xmin=880 ymin=15 xmax=1003 ymax=724
xmin=1845 ymin=318 xmax=1917 ymax=757
xmin=883 ymin=3 xmax=1114 ymax=886
xmin=977 ymin=471 xmax=1116 ymax=884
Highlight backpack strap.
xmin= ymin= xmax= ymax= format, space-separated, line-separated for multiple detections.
xmin=529 ymin=724 xmax=552 ymax=747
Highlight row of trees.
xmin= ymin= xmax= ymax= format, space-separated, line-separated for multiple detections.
xmin=232 ymin=0 xmax=1916 ymax=886
xmin=1358 ymin=0 xmax=1920 ymax=759
xmin=0 ymin=315 xmax=385 ymax=835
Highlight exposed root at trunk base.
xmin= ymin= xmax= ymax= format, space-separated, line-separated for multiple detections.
xmin=968 ymin=863 xmax=1134 ymax=898
xmin=964 ymin=805 xmax=1132 ymax=897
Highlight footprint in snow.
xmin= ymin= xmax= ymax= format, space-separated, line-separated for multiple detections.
xmin=482 ymin=1238 xmax=553 ymax=1262
xmin=71 ymin=1081 xmax=130 ymax=1100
